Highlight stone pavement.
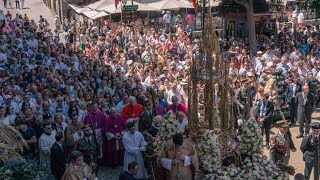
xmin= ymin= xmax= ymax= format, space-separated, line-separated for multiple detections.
xmin=98 ymin=165 xmax=123 ymax=180
xmin=0 ymin=0 xmax=56 ymax=30
xmin=0 ymin=0 xmax=66 ymax=43
xmin=263 ymin=109 xmax=320 ymax=180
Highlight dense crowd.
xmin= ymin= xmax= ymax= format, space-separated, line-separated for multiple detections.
xmin=0 ymin=6 xmax=320 ymax=180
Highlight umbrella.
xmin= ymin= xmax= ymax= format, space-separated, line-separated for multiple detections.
xmin=100 ymin=1 xmax=160 ymax=14
xmin=147 ymin=0 xmax=193 ymax=10
xmin=82 ymin=10 xmax=109 ymax=20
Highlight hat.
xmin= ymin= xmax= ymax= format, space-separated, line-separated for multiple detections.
xmin=276 ymin=120 xmax=289 ymax=128
xmin=180 ymin=79 xmax=188 ymax=85
xmin=257 ymin=51 xmax=263 ymax=55
xmin=311 ymin=122 xmax=320 ymax=130
xmin=126 ymin=60 xmax=134 ymax=66
xmin=163 ymin=67 xmax=168 ymax=71
xmin=159 ymin=74 xmax=167 ymax=80
xmin=4 ymin=95 xmax=12 ymax=100
xmin=247 ymin=72 xmax=254 ymax=77
xmin=241 ymin=78 xmax=250 ymax=84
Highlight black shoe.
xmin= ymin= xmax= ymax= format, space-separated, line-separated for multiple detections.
xmin=296 ymin=134 xmax=304 ymax=138
xmin=266 ymin=144 xmax=270 ymax=150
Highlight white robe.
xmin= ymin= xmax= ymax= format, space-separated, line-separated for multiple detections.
xmin=39 ymin=131 xmax=56 ymax=173
xmin=122 ymin=131 xmax=148 ymax=179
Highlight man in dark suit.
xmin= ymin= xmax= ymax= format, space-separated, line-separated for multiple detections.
xmin=296 ymin=85 xmax=315 ymax=138
xmin=300 ymin=122 xmax=320 ymax=180
xmin=119 ymin=161 xmax=140 ymax=180
xmin=139 ymin=99 xmax=156 ymax=133
xmin=50 ymin=132 xmax=66 ymax=180
xmin=256 ymin=94 xmax=274 ymax=149
xmin=285 ymin=76 xmax=301 ymax=125
xmin=77 ymin=124 xmax=99 ymax=167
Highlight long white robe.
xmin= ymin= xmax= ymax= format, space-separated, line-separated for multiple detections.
xmin=122 ymin=131 xmax=147 ymax=179
xmin=39 ymin=131 xmax=56 ymax=173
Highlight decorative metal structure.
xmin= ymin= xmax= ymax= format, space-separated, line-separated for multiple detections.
xmin=188 ymin=3 xmax=234 ymax=146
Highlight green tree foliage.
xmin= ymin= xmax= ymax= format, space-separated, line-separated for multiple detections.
xmin=298 ymin=0 xmax=320 ymax=18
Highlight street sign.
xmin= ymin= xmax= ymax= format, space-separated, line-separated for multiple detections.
xmin=124 ymin=5 xmax=138 ymax=11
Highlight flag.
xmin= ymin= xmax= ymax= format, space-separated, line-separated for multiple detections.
xmin=190 ymin=0 xmax=197 ymax=10
xmin=115 ymin=0 xmax=120 ymax=9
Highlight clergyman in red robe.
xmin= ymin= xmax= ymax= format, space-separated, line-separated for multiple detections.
xmin=122 ymin=96 xmax=143 ymax=130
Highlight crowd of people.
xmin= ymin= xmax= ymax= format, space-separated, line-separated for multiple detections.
xmin=0 ymin=4 xmax=320 ymax=180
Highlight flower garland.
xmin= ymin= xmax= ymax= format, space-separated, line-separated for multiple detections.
xmin=241 ymin=117 xmax=263 ymax=156
xmin=198 ymin=129 xmax=221 ymax=174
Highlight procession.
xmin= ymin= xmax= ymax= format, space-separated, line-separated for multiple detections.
xmin=0 ymin=0 xmax=320 ymax=179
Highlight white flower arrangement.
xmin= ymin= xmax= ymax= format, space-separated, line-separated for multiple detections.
xmin=204 ymin=154 xmax=288 ymax=180
xmin=154 ymin=110 xmax=178 ymax=152
xmin=241 ymin=117 xmax=263 ymax=156
xmin=198 ymin=129 xmax=221 ymax=174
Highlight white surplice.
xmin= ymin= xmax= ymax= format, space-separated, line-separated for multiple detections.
xmin=122 ymin=131 xmax=148 ymax=179
xmin=39 ymin=130 xmax=56 ymax=173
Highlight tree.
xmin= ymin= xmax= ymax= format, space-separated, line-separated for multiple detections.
xmin=298 ymin=0 xmax=320 ymax=18
xmin=232 ymin=0 xmax=257 ymax=55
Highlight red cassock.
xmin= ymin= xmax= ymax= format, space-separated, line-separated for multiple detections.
xmin=103 ymin=114 xmax=126 ymax=166
xmin=121 ymin=104 xmax=144 ymax=121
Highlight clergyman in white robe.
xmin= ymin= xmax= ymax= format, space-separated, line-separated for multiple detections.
xmin=39 ymin=130 xmax=56 ymax=173
xmin=122 ymin=131 xmax=148 ymax=179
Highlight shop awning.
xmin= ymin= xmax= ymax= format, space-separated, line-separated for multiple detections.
xmin=82 ymin=10 xmax=109 ymax=20
xmin=98 ymin=1 xmax=160 ymax=14
xmin=147 ymin=0 xmax=194 ymax=10
xmin=69 ymin=4 xmax=89 ymax=14
xmin=87 ymin=0 xmax=114 ymax=10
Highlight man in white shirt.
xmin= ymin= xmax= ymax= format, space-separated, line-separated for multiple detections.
xmin=39 ymin=123 xmax=57 ymax=173
xmin=163 ymin=11 xmax=171 ymax=33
